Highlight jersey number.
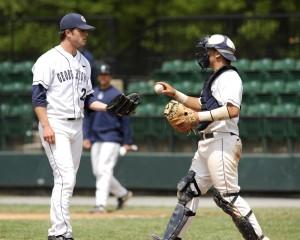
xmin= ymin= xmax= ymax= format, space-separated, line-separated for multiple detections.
xmin=80 ymin=88 xmax=87 ymax=100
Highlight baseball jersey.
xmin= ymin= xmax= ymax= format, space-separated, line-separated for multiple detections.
xmin=32 ymin=45 xmax=94 ymax=119
xmin=201 ymin=69 xmax=243 ymax=135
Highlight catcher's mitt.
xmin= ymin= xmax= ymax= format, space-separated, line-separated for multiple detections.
xmin=107 ymin=93 xmax=141 ymax=116
xmin=164 ymin=100 xmax=199 ymax=133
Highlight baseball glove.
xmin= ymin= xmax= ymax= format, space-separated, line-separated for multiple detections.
xmin=164 ymin=100 xmax=199 ymax=133
xmin=107 ymin=93 xmax=141 ymax=116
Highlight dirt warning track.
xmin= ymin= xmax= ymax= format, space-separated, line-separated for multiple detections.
xmin=0 ymin=210 xmax=169 ymax=220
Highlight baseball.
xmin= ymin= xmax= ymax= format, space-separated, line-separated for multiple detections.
xmin=154 ymin=83 xmax=164 ymax=94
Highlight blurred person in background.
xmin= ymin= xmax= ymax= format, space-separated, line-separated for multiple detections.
xmin=83 ymin=63 xmax=135 ymax=213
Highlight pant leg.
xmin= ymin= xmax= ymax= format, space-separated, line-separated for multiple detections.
xmin=169 ymin=149 xmax=212 ymax=239
xmin=190 ymin=143 xmax=213 ymax=195
xmin=110 ymin=175 xmax=127 ymax=198
xmin=207 ymin=135 xmax=264 ymax=237
xmin=91 ymin=142 xmax=120 ymax=207
xmin=91 ymin=142 xmax=101 ymax=177
xmin=39 ymin=120 xmax=76 ymax=237
xmin=70 ymin=123 xmax=83 ymax=173
xmin=206 ymin=136 xmax=241 ymax=194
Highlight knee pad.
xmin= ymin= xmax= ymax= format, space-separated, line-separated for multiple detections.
xmin=212 ymin=188 xmax=261 ymax=240
xmin=177 ymin=170 xmax=201 ymax=205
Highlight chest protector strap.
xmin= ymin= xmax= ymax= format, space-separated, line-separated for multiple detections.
xmin=198 ymin=65 xmax=238 ymax=131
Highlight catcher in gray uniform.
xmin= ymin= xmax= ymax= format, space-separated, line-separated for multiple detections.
xmin=152 ymin=34 xmax=269 ymax=240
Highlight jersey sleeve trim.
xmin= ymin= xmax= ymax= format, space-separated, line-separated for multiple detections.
xmin=86 ymin=89 xmax=93 ymax=95
xmin=32 ymin=80 xmax=49 ymax=89
xmin=227 ymin=99 xmax=240 ymax=108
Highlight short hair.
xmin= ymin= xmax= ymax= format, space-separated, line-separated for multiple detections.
xmin=59 ymin=29 xmax=76 ymax=41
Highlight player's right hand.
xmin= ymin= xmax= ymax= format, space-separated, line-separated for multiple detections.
xmin=83 ymin=139 xmax=92 ymax=149
xmin=43 ymin=126 xmax=55 ymax=144
xmin=156 ymin=82 xmax=176 ymax=97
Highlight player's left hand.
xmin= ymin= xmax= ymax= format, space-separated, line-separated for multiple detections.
xmin=119 ymin=144 xmax=138 ymax=156
xmin=83 ymin=139 xmax=92 ymax=149
xmin=106 ymin=93 xmax=141 ymax=116
xmin=124 ymin=144 xmax=138 ymax=152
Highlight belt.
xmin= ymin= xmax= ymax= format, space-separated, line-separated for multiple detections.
xmin=198 ymin=132 xmax=238 ymax=141
xmin=198 ymin=132 xmax=214 ymax=141
xmin=66 ymin=118 xmax=81 ymax=121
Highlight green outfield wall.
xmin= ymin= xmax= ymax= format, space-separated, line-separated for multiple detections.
xmin=0 ymin=152 xmax=299 ymax=192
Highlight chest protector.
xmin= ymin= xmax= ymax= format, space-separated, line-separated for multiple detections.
xmin=198 ymin=65 xmax=238 ymax=131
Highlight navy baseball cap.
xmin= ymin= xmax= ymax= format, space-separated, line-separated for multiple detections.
xmin=60 ymin=13 xmax=95 ymax=31
xmin=97 ymin=64 xmax=111 ymax=75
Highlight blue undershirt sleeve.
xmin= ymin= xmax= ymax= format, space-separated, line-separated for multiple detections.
xmin=32 ymin=84 xmax=47 ymax=107
xmin=84 ymin=93 xmax=97 ymax=109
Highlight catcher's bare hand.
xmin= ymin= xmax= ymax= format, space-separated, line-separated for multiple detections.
xmin=43 ymin=125 xmax=55 ymax=144
xmin=156 ymin=82 xmax=176 ymax=97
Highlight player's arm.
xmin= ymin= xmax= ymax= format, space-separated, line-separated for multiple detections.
xmin=82 ymin=108 xmax=94 ymax=149
xmin=32 ymin=84 xmax=55 ymax=144
xmin=85 ymin=93 xmax=107 ymax=111
xmin=197 ymin=102 xmax=239 ymax=122
xmin=156 ymin=81 xmax=202 ymax=111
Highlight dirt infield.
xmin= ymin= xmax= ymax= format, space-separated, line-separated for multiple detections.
xmin=0 ymin=210 xmax=169 ymax=220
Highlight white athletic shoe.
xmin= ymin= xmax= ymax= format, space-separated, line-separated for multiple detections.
xmin=89 ymin=205 xmax=107 ymax=214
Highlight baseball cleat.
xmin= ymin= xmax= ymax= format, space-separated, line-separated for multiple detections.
xmin=48 ymin=236 xmax=74 ymax=240
xmin=89 ymin=205 xmax=107 ymax=214
xmin=117 ymin=191 xmax=133 ymax=210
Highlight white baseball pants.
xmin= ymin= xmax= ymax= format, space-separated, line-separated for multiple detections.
xmin=39 ymin=118 xmax=83 ymax=237
xmin=91 ymin=142 xmax=127 ymax=207
xmin=182 ymin=134 xmax=264 ymax=238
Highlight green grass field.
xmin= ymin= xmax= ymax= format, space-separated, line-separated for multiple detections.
xmin=0 ymin=205 xmax=299 ymax=240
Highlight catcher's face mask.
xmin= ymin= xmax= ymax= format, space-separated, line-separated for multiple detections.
xmin=196 ymin=34 xmax=237 ymax=69
xmin=195 ymin=35 xmax=210 ymax=69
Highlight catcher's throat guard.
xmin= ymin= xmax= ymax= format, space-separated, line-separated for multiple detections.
xmin=107 ymin=92 xmax=141 ymax=116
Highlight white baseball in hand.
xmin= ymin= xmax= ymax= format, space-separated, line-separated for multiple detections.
xmin=119 ymin=146 xmax=127 ymax=156
xmin=154 ymin=83 xmax=165 ymax=94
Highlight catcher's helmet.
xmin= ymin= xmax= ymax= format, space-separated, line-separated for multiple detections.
xmin=97 ymin=63 xmax=111 ymax=75
xmin=196 ymin=34 xmax=236 ymax=69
